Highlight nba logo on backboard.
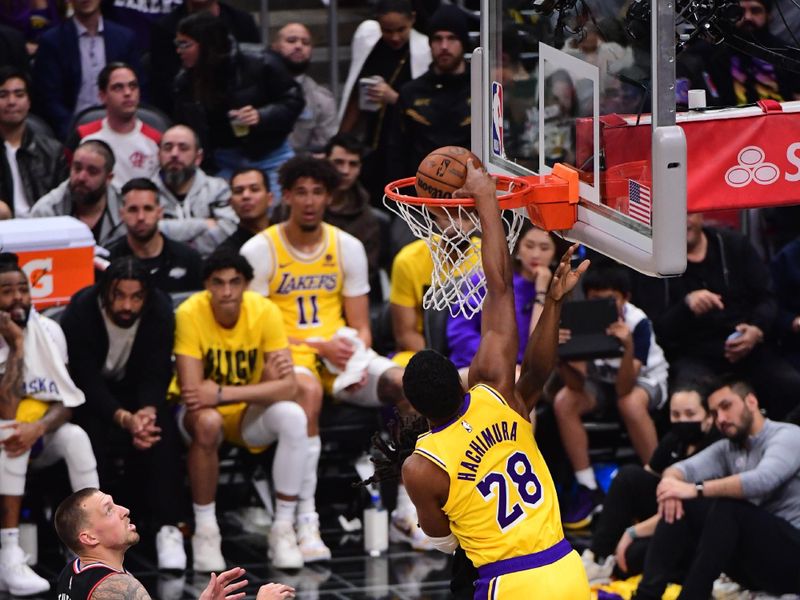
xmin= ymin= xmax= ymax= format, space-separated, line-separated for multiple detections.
xmin=491 ymin=81 xmax=504 ymax=158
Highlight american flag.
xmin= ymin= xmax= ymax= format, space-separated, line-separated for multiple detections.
xmin=628 ymin=179 xmax=652 ymax=226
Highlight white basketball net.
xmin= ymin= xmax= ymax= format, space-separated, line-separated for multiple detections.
xmin=384 ymin=188 xmax=527 ymax=320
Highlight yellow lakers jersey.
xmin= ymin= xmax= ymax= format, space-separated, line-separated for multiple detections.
xmin=414 ymin=383 xmax=564 ymax=567
xmin=263 ymin=223 xmax=345 ymax=344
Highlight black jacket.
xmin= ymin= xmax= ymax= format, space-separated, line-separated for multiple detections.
xmin=149 ymin=1 xmax=260 ymax=115
xmin=634 ymin=227 xmax=777 ymax=361
xmin=107 ymin=235 xmax=203 ymax=294
xmin=173 ymin=47 xmax=304 ymax=162
xmin=388 ymin=67 xmax=472 ymax=181
xmin=0 ymin=124 xmax=68 ymax=215
xmin=60 ymin=284 xmax=175 ymax=423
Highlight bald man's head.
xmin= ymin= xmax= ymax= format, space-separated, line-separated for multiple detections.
xmin=273 ymin=23 xmax=312 ymax=74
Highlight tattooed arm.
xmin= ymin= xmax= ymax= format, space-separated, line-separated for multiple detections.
xmin=0 ymin=312 xmax=24 ymax=421
xmin=91 ymin=574 xmax=152 ymax=600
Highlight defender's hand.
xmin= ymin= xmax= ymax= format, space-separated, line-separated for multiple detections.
xmin=548 ymin=245 xmax=590 ymax=302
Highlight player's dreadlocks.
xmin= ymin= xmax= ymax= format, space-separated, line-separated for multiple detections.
xmin=356 ymin=415 xmax=430 ymax=488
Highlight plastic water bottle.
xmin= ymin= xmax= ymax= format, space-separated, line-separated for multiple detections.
xmin=355 ymin=454 xmax=388 ymax=556
xmin=363 ymin=504 xmax=388 ymax=557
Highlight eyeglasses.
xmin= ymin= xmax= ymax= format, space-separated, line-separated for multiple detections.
xmin=174 ymin=39 xmax=196 ymax=50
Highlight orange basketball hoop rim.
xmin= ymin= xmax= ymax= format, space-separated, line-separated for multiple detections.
xmin=384 ymin=174 xmax=533 ymax=209
xmin=383 ymin=163 xmax=580 ymax=232
xmin=381 ymin=165 xmax=579 ymax=319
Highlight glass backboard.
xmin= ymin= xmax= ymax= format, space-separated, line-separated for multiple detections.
xmin=474 ymin=0 xmax=687 ymax=276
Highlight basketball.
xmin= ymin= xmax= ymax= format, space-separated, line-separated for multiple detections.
xmin=415 ymin=146 xmax=483 ymax=199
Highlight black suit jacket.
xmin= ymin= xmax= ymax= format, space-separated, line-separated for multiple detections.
xmin=32 ymin=18 xmax=141 ymax=140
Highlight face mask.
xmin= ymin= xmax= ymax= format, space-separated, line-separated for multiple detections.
xmin=672 ymin=421 xmax=704 ymax=444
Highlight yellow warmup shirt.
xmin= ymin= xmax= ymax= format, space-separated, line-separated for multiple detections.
xmin=389 ymin=238 xmax=482 ymax=334
xmin=414 ymin=383 xmax=564 ymax=568
xmin=170 ymin=291 xmax=289 ymax=446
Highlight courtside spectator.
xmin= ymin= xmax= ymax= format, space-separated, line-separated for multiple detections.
xmin=447 ymin=224 xmax=557 ymax=383
xmin=108 ymin=178 xmax=203 ymax=293
xmin=172 ymin=250 xmax=308 ymax=571
xmin=32 ymin=0 xmax=139 ymax=140
xmin=387 ymin=4 xmax=472 ymax=181
xmin=639 ymin=212 xmax=800 ymax=420
xmin=0 ymin=66 xmax=67 ymax=217
xmin=68 ymin=63 xmax=161 ymax=190
xmin=149 ymin=0 xmax=259 ymax=115
xmin=633 ymin=377 xmax=800 ymax=599
xmin=0 ymin=254 xmax=99 ymax=596
xmin=29 ymin=140 xmax=124 ymax=247
xmin=61 ymin=257 xmax=188 ymax=571
xmin=338 ymin=0 xmax=431 ymax=201
xmin=153 ymin=125 xmax=238 ymax=256
xmin=172 ymin=13 xmax=304 ymax=200
xmin=324 ymin=133 xmax=383 ymax=298
xmin=556 ymin=262 xmax=668 ymax=529
xmin=581 ymin=382 xmax=720 ymax=583
xmin=216 ymin=168 xmax=272 ymax=254
xmin=273 ymin=23 xmax=337 ymax=156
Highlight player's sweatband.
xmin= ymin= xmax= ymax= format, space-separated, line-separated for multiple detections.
xmin=428 ymin=532 xmax=459 ymax=554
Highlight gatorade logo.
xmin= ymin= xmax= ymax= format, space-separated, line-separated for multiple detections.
xmin=21 ymin=258 xmax=54 ymax=299
xmin=725 ymin=146 xmax=780 ymax=188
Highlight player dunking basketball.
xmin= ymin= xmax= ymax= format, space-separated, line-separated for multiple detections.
xmin=397 ymin=162 xmax=591 ymax=598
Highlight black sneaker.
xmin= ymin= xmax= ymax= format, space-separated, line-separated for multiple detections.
xmin=561 ymin=485 xmax=605 ymax=530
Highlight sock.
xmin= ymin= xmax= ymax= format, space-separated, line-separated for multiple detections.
xmin=396 ymin=483 xmax=413 ymax=513
xmin=193 ymin=502 xmax=218 ymax=531
xmin=0 ymin=528 xmax=19 ymax=551
xmin=297 ymin=436 xmax=321 ymax=517
xmin=274 ymin=499 xmax=297 ymax=525
xmin=575 ymin=467 xmax=598 ymax=490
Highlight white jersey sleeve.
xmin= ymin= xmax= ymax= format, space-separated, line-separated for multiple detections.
xmin=240 ymin=233 xmax=275 ymax=297
xmin=339 ymin=230 xmax=370 ymax=297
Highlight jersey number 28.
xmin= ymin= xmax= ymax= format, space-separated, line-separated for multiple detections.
xmin=477 ymin=451 xmax=543 ymax=531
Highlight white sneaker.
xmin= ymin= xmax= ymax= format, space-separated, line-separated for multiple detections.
xmin=712 ymin=574 xmax=745 ymax=600
xmin=580 ymin=549 xmax=615 ymax=584
xmin=296 ymin=513 xmax=331 ymax=563
xmin=156 ymin=525 xmax=187 ymax=571
xmin=157 ymin=574 xmax=186 ymax=600
xmin=390 ymin=508 xmax=434 ymax=551
xmin=192 ymin=526 xmax=225 ymax=572
xmin=268 ymin=520 xmax=303 ymax=570
xmin=0 ymin=546 xmax=50 ymax=596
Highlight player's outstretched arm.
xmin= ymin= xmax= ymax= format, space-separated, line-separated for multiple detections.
xmin=516 ymin=245 xmax=589 ymax=412
xmin=458 ymin=161 xmax=518 ymax=403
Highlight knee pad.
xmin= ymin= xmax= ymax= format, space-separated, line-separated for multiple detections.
xmin=54 ymin=424 xmax=100 ymax=491
xmin=0 ymin=450 xmax=29 ymax=496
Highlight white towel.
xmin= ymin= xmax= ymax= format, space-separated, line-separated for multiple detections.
xmin=319 ymin=327 xmax=371 ymax=396
xmin=0 ymin=310 xmax=85 ymax=408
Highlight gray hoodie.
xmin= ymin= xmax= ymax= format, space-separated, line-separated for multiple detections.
xmin=153 ymin=168 xmax=238 ymax=257
xmin=28 ymin=180 xmax=125 ymax=247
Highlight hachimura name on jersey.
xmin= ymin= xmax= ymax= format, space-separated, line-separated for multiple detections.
xmin=455 ymin=420 xmax=518 ymax=481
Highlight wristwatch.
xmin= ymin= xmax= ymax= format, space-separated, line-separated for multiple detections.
xmin=695 ymin=481 xmax=704 ymax=497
